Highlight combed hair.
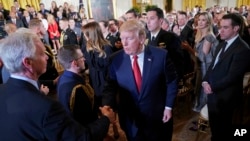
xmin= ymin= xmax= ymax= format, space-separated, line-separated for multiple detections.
xmin=82 ymin=22 xmax=110 ymax=58
xmin=119 ymin=20 xmax=146 ymax=39
xmin=0 ymin=28 xmax=38 ymax=73
xmin=57 ymin=44 xmax=80 ymax=69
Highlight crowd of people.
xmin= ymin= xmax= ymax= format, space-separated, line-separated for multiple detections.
xmin=0 ymin=1 xmax=250 ymax=141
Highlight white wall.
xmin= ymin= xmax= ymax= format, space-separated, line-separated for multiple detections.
xmin=40 ymin=0 xmax=239 ymax=19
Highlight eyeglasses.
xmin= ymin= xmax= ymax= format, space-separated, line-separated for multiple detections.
xmin=69 ymin=56 xmax=84 ymax=62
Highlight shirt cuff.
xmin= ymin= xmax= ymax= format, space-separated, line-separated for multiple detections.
xmin=165 ymin=106 xmax=172 ymax=110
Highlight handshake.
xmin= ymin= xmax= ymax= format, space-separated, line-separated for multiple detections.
xmin=99 ymin=105 xmax=116 ymax=123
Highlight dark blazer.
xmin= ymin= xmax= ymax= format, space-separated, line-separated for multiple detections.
xmin=106 ymin=32 xmax=122 ymax=52
xmin=102 ymin=45 xmax=178 ymax=141
xmin=6 ymin=18 xmax=24 ymax=28
xmin=147 ymin=29 xmax=185 ymax=79
xmin=21 ymin=15 xmax=33 ymax=28
xmin=180 ymin=24 xmax=195 ymax=47
xmin=0 ymin=78 xmax=110 ymax=141
xmin=82 ymin=45 xmax=113 ymax=97
xmin=204 ymin=37 xmax=250 ymax=139
xmin=57 ymin=71 xmax=99 ymax=127
xmin=61 ymin=28 xmax=78 ymax=46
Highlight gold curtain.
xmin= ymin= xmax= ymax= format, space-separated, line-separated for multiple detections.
xmin=237 ymin=0 xmax=250 ymax=7
xmin=0 ymin=0 xmax=41 ymax=11
xmin=182 ymin=0 xmax=206 ymax=11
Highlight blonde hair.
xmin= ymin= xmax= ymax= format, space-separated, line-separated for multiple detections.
xmin=195 ymin=12 xmax=215 ymax=44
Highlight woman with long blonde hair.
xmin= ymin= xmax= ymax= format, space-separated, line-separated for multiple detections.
xmin=193 ymin=12 xmax=219 ymax=112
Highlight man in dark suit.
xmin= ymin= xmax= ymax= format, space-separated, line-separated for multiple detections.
xmin=0 ymin=28 xmax=115 ymax=140
xmin=102 ymin=20 xmax=178 ymax=141
xmin=7 ymin=11 xmax=24 ymax=28
xmin=202 ymin=13 xmax=250 ymax=141
xmin=106 ymin=19 xmax=122 ymax=52
xmin=59 ymin=17 xmax=78 ymax=46
xmin=146 ymin=7 xmax=185 ymax=79
xmin=38 ymin=3 xmax=50 ymax=18
xmin=173 ymin=11 xmax=195 ymax=47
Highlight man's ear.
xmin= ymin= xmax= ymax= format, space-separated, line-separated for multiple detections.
xmin=22 ymin=57 xmax=32 ymax=71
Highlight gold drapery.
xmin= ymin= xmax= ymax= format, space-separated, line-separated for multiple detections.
xmin=182 ymin=0 xmax=206 ymax=11
xmin=237 ymin=0 xmax=250 ymax=7
xmin=0 ymin=0 xmax=41 ymax=11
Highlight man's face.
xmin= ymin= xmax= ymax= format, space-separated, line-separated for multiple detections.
xmin=59 ymin=21 xmax=67 ymax=30
xmin=219 ymin=19 xmax=238 ymax=40
xmin=177 ymin=14 xmax=187 ymax=26
xmin=126 ymin=13 xmax=137 ymax=21
xmin=120 ymin=31 xmax=143 ymax=55
xmin=108 ymin=20 xmax=118 ymax=32
xmin=74 ymin=49 xmax=85 ymax=71
xmin=31 ymin=38 xmax=48 ymax=77
xmin=146 ymin=11 xmax=162 ymax=33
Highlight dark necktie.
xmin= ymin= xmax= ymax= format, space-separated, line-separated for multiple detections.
xmin=219 ymin=41 xmax=227 ymax=59
xmin=151 ymin=36 xmax=155 ymax=42
xmin=133 ymin=55 xmax=142 ymax=93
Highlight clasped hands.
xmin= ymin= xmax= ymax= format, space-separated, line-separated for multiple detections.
xmin=99 ymin=105 xmax=116 ymax=123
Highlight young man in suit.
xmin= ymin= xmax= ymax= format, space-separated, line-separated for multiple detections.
xmin=202 ymin=13 xmax=250 ymax=141
xmin=146 ymin=7 xmax=185 ymax=79
xmin=0 ymin=28 xmax=115 ymax=140
xmin=59 ymin=17 xmax=78 ymax=46
xmin=102 ymin=20 xmax=178 ymax=141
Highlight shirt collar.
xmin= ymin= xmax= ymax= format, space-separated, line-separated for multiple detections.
xmin=10 ymin=74 xmax=39 ymax=90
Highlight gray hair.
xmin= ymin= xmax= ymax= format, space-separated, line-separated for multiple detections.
xmin=0 ymin=28 xmax=39 ymax=73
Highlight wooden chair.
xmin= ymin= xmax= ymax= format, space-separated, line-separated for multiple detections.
xmin=175 ymin=72 xmax=195 ymax=114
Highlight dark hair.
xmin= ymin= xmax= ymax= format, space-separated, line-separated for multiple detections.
xmin=99 ymin=20 xmax=109 ymax=28
xmin=146 ymin=7 xmax=164 ymax=19
xmin=108 ymin=18 xmax=119 ymax=26
xmin=126 ymin=9 xmax=139 ymax=18
xmin=222 ymin=13 xmax=244 ymax=36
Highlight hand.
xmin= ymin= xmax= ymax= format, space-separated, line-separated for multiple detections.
xmin=162 ymin=108 xmax=172 ymax=123
xmin=202 ymin=82 xmax=213 ymax=94
xmin=40 ymin=84 xmax=49 ymax=95
xmin=99 ymin=105 xmax=116 ymax=123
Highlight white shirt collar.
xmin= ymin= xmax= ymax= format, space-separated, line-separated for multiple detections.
xmin=10 ymin=74 xmax=39 ymax=90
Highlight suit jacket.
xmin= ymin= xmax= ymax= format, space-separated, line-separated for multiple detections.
xmin=57 ymin=71 xmax=98 ymax=126
xmin=106 ymin=32 xmax=122 ymax=52
xmin=102 ymin=45 xmax=178 ymax=140
xmin=180 ymin=24 xmax=195 ymax=47
xmin=21 ymin=15 xmax=33 ymax=28
xmin=204 ymin=37 xmax=250 ymax=109
xmin=0 ymin=78 xmax=110 ymax=141
xmin=6 ymin=18 xmax=24 ymax=28
xmin=147 ymin=29 xmax=185 ymax=78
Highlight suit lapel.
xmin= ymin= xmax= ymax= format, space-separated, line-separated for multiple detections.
xmin=121 ymin=53 xmax=140 ymax=97
xmin=216 ymin=37 xmax=240 ymax=65
xmin=138 ymin=46 xmax=153 ymax=99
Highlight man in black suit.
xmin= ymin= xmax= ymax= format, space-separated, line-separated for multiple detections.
xmin=106 ymin=19 xmax=122 ymax=52
xmin=173 ymin=11 xmax=195 ymax=47
xmin=7 ymin=11 xmax=24 ymax=28
xmin=202 ymin=13 xmax=250 ymax=141
xmin=59 ymin=17 xmax=78 ymax=46
xmin=0 ymin=28 xmax=115 ymax=141
xmin=146 ymin=7 xmax=185 ymax=79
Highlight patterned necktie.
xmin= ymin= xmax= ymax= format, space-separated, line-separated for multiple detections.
xmin=60 ymin=31 xmax=65 ymax=46
xmin=133 ymin=55 xmax=142 ymax=93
